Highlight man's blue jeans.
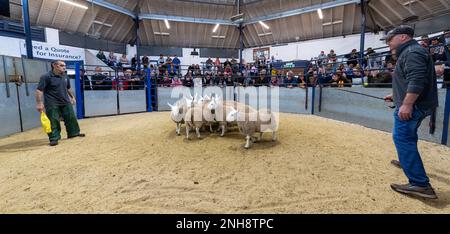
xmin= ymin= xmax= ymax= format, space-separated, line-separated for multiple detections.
xmin=393 ymin=106 xmax=432 ymax=187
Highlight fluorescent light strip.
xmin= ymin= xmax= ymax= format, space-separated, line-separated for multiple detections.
xmin=258 ymin=32 xmax=272 ymax=37
xmin=212 ymin=35 xmax=225 ymax=39
xmin=317 ymin=8 xmax=323 ymax=19
xmin=258 ymin=21 xmax=270 ymax=29
xmin=93 ymin=20 xmax=112 ymax=27
xmin=60 ymin=0 xmax=88 ymax=9
xmin=403 ymin=0 xmax=418 ymax=5
xmin=164 ymin=19 xmax=170 ymax=29
xmin=322 ymin=20 xmax=343 ymax=26
xmin=154 ymin=32 xmax=170 ymax=36
xmin=213 ymin=24 xmax=220 ymax=33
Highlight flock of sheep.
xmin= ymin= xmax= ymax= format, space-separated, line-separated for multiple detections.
xmin=167 ymin=94 xmax=279 ymax=149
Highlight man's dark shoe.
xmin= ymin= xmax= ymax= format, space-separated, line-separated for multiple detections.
xmin=391 ymin=160 xmax=402 ymax=169
xmin=68 ymin=133 xmax=86 ymax=139
xmin=391 ymin=183 xmax=438 ymax=199
xmin=49 ymin=141 xmax=58 ymax=146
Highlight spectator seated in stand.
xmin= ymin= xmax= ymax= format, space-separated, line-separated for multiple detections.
xmin=254 ymin=70 xmax=268 ymax=87
xmin=124 ymin=69 xmax=143 ymax=90
xmin=172 ymin=55 xmax=181 ymax=75
xmin=142 ymin=55 xmax=149 ymax=69
xmin=345 ymin=63 xmax=355 ymax=80
xmin=234 ymin=72 xmax=244 ymax=86
xmin=157 ymin=54 xmax=166 ymax=74
xmin=203 ymin=72 xmax=214 ymax=86
xmin=430 ymin=37 xmax=447 ymax=62
xmin=310 ymin=71 xmax=320 ymax=87
xmin=171 ymin=76 xmax=183 ymax=87
xmin=214 ymin=57 xmax=222 ymax=72
xmin=346 ymin=49 xmax=359 ymax=67
xmin=223 ymin=59 xmax=232 ymax=70
xmin=224 ymin=64 xmax=232 ymax=76
xmin=161 ymin=71 xmax=172 ymax=87
xmin=79 ymin=69 xmax=91 ymax=91
xmin=113 ymin=70 xmax=129 ymax=90
xmin=351 ymin=66 xmax=363 ymax=85
xmin=269 ymin=76 xmax=279 ymax=87
xmin=420 ymin=35 xmax=430 ymax=49
xmin=131 ymin=55 xmax=137 ymax=69
xmin=91 ymin=66 xmax=108 ymax=90
xmin=96 ymin=50 xmax=107 ymax=63
xmin=330 ymin=71 xmax=350 ymax=88
xmin=194 ymin=64 xmax=201 ymax=76
xmin=327 ymin=49 xmax=337 ymax=65
xmin=318 ymin=51 xmax=328 ymax=67
xmin=284 ymin=71 xmax=298 ymax=88
xmin=368 ymin=69 xmax=392 ymax=88
xmin=297 ymin=71 xmax=308 ymax=88
xmin=224 ymin=74 xmax=234 ymax=86
xmin=183 ymin=74 xmax=194 ymax=87
xmin=318 ymin=71 xmax=333 ymax=86
xmin=205 ymin=57 xmax=213 ymax=72
xmin=107 ymin=51 xmax=117 ymax=67
xmin=243 ymin=72 xmax=253 ymax=87
xmin=365 ymin=47 xmax=381 ymax=69
xmin=118 ymin=54 xmax=129 ymax=68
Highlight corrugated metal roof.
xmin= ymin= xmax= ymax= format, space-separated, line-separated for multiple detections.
xmin=5 ymin=0 xmax=450 ymax=48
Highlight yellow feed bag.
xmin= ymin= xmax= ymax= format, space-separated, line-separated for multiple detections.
xmin=40 ymin=112 xmax=52 ymax=134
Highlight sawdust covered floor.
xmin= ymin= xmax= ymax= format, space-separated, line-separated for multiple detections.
xmin=0 ymin=112 xmax=450 ymax=213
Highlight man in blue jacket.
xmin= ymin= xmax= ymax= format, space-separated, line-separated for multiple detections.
xmin=383 ymin=25 xmax=439 ymax=199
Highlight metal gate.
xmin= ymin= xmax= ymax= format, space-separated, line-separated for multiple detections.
xmin=77 ymin=64 xmax=153 ymax=118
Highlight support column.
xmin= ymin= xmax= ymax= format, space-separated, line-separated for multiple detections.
xmin=239 ymin=24 xmax=244 ymax=72
xmin=135 ymin=16 xmax=141 ymax=72
xmin=359 ymin=0 xmax=366 ymax=67
xmin=22 ymin=0 xmax=33 ymax=59
xmin=75 ymin=63 xmax=84 ymax=119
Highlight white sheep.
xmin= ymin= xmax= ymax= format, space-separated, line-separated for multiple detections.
xmin=226 ymin=107 xmax=278 ymax=149
xmin=205 ymin=97 xmax=258 ymax=137
xmin=169 ymin=94 xmax=214 ymax=137
xmin=167 ymin=98 xmax=191 ymax=135
xmin=184 ymin=105 xmax=209 ymax=139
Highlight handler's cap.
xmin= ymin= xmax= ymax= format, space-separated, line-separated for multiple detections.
xmin=381 ymin=25 xmax=415 ymax=42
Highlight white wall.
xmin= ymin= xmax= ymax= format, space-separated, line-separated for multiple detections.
xmin=45 ymin=27 xmax=59 ymax=45
xmin=126 ymin=44 xmax=137 ymax=61
xmin=0 ymin=36 xmax=23 ymax=57
xmin=243 ymin=32 xmax=388 ymax=63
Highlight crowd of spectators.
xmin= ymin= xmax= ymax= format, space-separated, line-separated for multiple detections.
xmin=310 ymin=30 xmax=449 ymax=88
xmin=81 ymin=66 xmax=146 ymax=91
xmin=91 ymin=31 xmax=449 ymax=90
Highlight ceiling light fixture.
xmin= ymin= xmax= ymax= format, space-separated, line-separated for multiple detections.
xmin=258 ymin=21 xmax=270 ymax=29
xmin=60 ymin=0 xmax=88 ymax=9
xmin=213 ymin=24 xmax=220 ymax=33
xmin=164 ymin=19 xmax=170 ymax=29
xmin=317 ymin=8 xmax=323 ymax=19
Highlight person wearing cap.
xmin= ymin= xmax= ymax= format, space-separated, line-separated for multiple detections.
xmin=382 ymin=25 xmax=439 ymax=199
xmin=36 ymin=60 xmax=86 ymax=146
